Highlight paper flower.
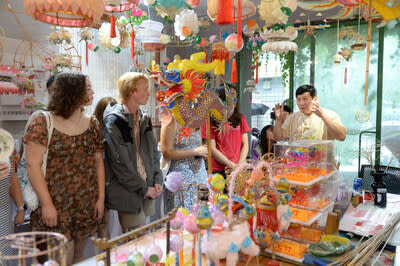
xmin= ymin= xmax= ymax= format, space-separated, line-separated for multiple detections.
xmin=174 ymin=9 xmax=199 ymax=40
xmin=98 ymin=23 xmax=120 ymax=49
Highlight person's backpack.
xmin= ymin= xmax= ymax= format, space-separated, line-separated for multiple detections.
xmin=17 ymin=110 xmax=53 ymax=211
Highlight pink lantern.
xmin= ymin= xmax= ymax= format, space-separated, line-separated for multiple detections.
xmin=24 ymin=0 xmax=104 ymax=27
xmin=103 ymin=0 xmax=140 ymax=12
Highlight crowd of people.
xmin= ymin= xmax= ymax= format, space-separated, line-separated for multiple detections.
xmin=0 ymin=72 xmax=346 ymax=263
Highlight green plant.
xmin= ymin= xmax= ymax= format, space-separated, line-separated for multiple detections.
xmin=279 ymin=53 xmax=290 ymax=88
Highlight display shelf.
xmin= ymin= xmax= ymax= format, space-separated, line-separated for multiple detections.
xmin=290 ymin=201 xmax=334 ymax=213
xmin=289 ymin=207 xmax=323 ymax=226
xmin=273 ymin=168 xmax=336 ymax=187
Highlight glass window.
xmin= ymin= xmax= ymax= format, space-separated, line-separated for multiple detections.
xmin=314 ymin=24 xmax=379 ymax=181
xmin=381 ymin=23 xmax=400 ymax=168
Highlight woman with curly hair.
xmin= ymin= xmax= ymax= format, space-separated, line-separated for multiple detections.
xmin=24 ymin=72 xmax=105 ymax=263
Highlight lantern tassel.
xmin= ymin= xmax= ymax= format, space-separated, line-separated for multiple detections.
xmin=237 ymin=0 xmax=242 ymax=49
xmin=216 ymin=0 xmax=234 ymax=25
xmin=131 ymin=31 xmax=135 ymax=59
xmin=255 ymin=61 xmax=258 ymax=84
xmin=231 ymin=58 xmax=238 ymax=83
xmin=85 ymin=41 xmax=89 ymax=66
xmin=205 ymin=50 xmax=208 ymax=63
xmin=344 ymin=67 xmax=347 ymax=84
xmin=110 ymin=15 xmax=117 ymax=38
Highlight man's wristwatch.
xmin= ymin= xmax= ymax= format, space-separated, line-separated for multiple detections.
xmin=16 ymin=204 xmax=25 ymax=211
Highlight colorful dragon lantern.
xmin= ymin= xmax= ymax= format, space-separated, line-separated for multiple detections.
xmin=148 ymin=52 xmax=235 ymax=130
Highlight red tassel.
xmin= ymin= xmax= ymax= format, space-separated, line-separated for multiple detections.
xmin=237 ymin=0 xmax=242 ymax=49
xmin=110 ymin=15 xmax=116 ymax=38
xmin=205 ymin=50 xmax=208 ymax=63
xmin=85 ymin=41 xmax=88 ymax=66
xmin=131 ymin=31 xmax=135 ymax=59
xmin=216 ymin=0 xmax=234 ymax=25
xmin=344 ymin=67 xmax=347 ymax=84
xmin=231 ymin=58 xmax=238 ymax=83
xmin=255 ymin=61 xmax=258 ymax=84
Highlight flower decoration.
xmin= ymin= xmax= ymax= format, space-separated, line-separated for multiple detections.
xmin=47 ymin=27 xmax=72 ymax=45
xmin=174 ymin=9 xmax=200 ymax=40
xmin=258 ymin=0 xmax=297 ymax=25
xmin=160 ymin=34 xmax=171 ymax=44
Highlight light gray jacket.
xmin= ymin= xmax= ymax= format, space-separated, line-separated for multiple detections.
xmin=103 ymin=103 xmax=162 ymax=214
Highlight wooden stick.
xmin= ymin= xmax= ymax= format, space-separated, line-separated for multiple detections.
xmin=364 ymin=0 xmax=372 ymax=106
xmin=206 ymin=112 xmax=212 ymax=176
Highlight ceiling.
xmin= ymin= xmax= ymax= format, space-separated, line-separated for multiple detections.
xmin=0 ymin=0 xmax=345 ymax=43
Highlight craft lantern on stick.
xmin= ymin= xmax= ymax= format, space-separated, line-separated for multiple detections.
xmin=24 ymin=0 xmax=104 ymax=27
xmin=135 ymin=20 xmax=166 ymax=52
xmin=225 ymin=34 xmax=243 ymax=83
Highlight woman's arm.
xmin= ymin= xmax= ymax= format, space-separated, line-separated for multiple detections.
xmin=10 ymin=171 xmax=25 ymax=225
xmin=94 ymin=151 xmax=105 ymax=220
xmin=238 ymin=132 xmax=249 ymax=164
xmin=160 ymin=119 xmax=207 ymax=161
xmin=210 ymin=139 xmax=236 ymax=169
xmin=25 ymin=141 xmax=57 ymax=227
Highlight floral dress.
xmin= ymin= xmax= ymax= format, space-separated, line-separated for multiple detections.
xmin=164 ymin=130 xmax=207 ymax=213
xmin=24 ymin=114 xmax=104 ymax=240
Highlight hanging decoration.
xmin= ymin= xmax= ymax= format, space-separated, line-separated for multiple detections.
xmin=210 ymin=42 xmax=230 ymax=75
xmin=365 ymin=0 xmax=400 ymax=21
xmin=78 ymin=28 xmax=97 ymax=66
xmin=24 ymin=0 xmax=104 ymax=27
xmin=47 ymin=27 xmax=72 ymax=45
xmin=225 ymin=34 xmax=244 ymax=53
xmin=258 ymin=0 xmax=297 ymax=25
xmin=151 ymin=0 xmax=187 ymax=21
xmin=208 ymin=0 xmax=256 ymax=22
xmin=98 ymin=23 xmax=123 ymax=53
xmin=135 ymin=20 xmax=166 ymax=52
xmin=115 ymin=16 xmax=134 ymax=48
xmin=261 ymin=26 xmax=298 ymax=54
xmin=0 ymin=65 xmax=20 ymax=95
xmin=297 ymin=18 xmax=330 ymax=37
xmin=124 ymin=7 xmax=149 ymax=59
xmin=174 ymin=9 xmax=200 ymax=40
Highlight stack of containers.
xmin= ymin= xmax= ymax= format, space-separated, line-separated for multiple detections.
xmin=267 ymin=140 xmax=342 ymax=262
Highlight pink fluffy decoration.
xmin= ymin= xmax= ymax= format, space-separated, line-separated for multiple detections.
xmin=23 ymin=0 xmax=103 ymax=27
xmin=164 ymin=171 xmax=183 ymax=193
xmin=171 ymin=211 xmax=185 ymax=230
xmin=143 ymin=244 xmax=163 ymax=264
xmin=103 ymin=0 xmax=140 ymax=12
xmin=210 ymin=204 xmax=225 ymax=225
xmin=184 ymin=214 xmax=200 ymax=233
xmin=170 ymin=234 xmax=184 ymax=252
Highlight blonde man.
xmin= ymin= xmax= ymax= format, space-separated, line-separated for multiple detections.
xmin=103 ymin=72 xmax=163 ymax=232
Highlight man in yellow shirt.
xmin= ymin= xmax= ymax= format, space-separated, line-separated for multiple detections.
xmin=273 ymin=85 xmax=346 ymax=141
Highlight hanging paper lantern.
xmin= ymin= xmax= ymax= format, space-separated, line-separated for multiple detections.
xmin=211 ymin=42 xmax=229 ymax=75
xmin=174 ymin=9 xmax=199 ymax=40
xmin=135 ymin=20 xmax=165 ymax=51
xmin=24 ymin=0 xmax=104 ymax=27
xmin=225 ymin=33 xmax=243 ymax=53
xmin=127 ymin=252 xmax=145 ymax=266
xmin=261 ymin=27 xmax=298 ymax=54
xmin=207 ymin=0 xmax=256 ymax=21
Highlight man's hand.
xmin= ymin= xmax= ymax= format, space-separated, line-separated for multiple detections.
xmin=154 ymin=184 xmax=163 ymax=197
xmin=145 ymin=187 xmax=157 ymax=199
xmin=311 ymin=100 xmax=324 ymax=118
xmin=274 ymin=102 xmax=285 ymax=122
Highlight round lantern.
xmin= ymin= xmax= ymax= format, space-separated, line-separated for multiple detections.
xmin=225 ymin=33 xmax=243 ymax=53
xmin=135 ymin=20 xmax=166 ymax=51
xmin=174 ymin=9 xmax=200 ymax=40
xmin=207 ymin=0 xmax=256 ymax=21
xmin=24 ymin=0 xmax=103 ymax=27
xmin=103 ymin=0 xmax=140 ymax=13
